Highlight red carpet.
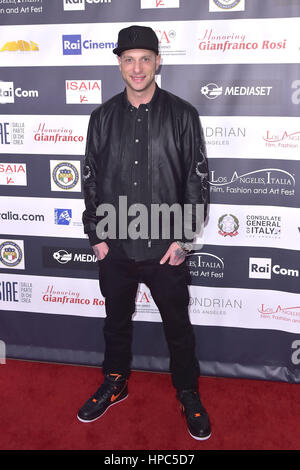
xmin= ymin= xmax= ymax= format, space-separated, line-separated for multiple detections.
xmin=1 ymin=359 xmax=299 ymax=450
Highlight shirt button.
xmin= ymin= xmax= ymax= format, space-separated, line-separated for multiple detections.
xmin=134 ymin=160 xmax=139 ymax=165
xmin=135 ymin=138 xmax=139 ymax=143
xmin=137 ymin=118 xmax=142 ymax=122
xmin=145 ymin=108 xmax=149 ymax=112
xmin=133 ymin=181 xmax=138 ymax=186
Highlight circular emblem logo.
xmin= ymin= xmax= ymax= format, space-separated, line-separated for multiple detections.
xmin=213 ymin=0 xmax=242 ymax=9
xmin=0 ymin=241 xmax=23 ymax=267
xmin=53 ymin=250 xmax=72 ymax=264
xmin=52 ymin=162 xmax=79 ymax=190
xmin=218 ymin=214 xmax=239 ymax=237
xmin=201 ymin=83 xmax=222 ymax=100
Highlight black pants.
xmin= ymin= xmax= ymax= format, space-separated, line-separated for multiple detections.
xmin=98 ymin=249 xmax=200 ymax=391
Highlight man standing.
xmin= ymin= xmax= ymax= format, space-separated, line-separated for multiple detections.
xmin=78 ymin=25 xmax=211 ymax=441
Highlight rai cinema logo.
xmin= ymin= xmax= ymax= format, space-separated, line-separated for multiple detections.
xmin=0 ymin=40 xmax=39 ymax=52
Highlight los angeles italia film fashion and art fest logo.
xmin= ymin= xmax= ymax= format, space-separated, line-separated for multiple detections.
xmin=209 ymin=167 xmax=296 ymax=197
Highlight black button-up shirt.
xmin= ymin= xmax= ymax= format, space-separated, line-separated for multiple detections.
xmin=120 ymin=100 xmax=150 ymax=261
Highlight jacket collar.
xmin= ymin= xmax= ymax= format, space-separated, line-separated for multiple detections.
xmin=122 ymin=83 xmax=160 ymax=110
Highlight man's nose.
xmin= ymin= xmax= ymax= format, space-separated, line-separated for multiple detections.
xmin=133 ymin=59 xmax=143 ymax=73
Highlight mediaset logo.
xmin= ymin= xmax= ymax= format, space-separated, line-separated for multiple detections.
xmin=0 ymin=40 xmax=39 ymax=52
xmin=43 ymin=247 xmax=98 ymax=269
xmin=141 ymin=0 xmax=180 ymax=8
xmin=0 ymin=81 xmax=39 ymax=104
xmin=62 ymin=34 xmax=117 ymax=55
xmin=0 ymin=163 xmax=27 ymax=186
xmin=200 ymin=82 xmax=273 ymax=100
xmin=249 ymin=258 xmax=299 ymax=279
xmin=63 ymin=0 xmax=111 ymax=11
xmin=65 ymin=80 xmax=102 ymax=104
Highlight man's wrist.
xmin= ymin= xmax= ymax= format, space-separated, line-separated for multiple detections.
xmin=176 ymin=241 xmax=193 ymax=253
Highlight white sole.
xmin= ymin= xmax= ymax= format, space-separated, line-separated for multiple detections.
xmin=188 ymin=430 xmax=211 ymax=441
xmin=77 ymin=394 xmax=128 ymax=423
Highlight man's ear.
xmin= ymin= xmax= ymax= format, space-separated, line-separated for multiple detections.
xmin=117 ymin=55 xmax=122 ymax=71
xmin=155 ymin=54 xmax=161 ymax=72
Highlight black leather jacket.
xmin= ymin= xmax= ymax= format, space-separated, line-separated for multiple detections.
xmin=82 ymin=86 xmax=209 ymax=247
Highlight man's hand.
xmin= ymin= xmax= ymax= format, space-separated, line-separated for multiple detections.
xmin=92 ymin=241 xmax=109 ymax=260
xmin=160 ymin=242 xmax=186 ymax=266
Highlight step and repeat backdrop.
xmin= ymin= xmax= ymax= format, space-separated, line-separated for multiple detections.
xmin=0 ymin=0 xmax=300 ymax=382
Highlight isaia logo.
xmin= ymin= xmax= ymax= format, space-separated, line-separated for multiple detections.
xmin=141 ymin=0 xmax=180 ymax=8
xmin=65 ymin=80 xmax=102 ymax=104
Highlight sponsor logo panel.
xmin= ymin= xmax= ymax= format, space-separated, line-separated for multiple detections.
xmin=0 ymin=115 xmax=88 ymax=155
xmin=0 ymin=239 xmax=25 ymax=269
xmin=43 ymin=246 xmax=98 ymax=270
xmin=141 ymin=0 xmax=180 ymax=9
xmin=203 ymin=205 xmax=299 ymax=250
xmin=0 ymin=81 xmax=39 ymax=104
xmin=209 ymin=0 xmax=245 ymax=12
xmin=50 ymin=160 xmax=81 ymax=192
xmin=249 ymin=257 xmax=299 ymax=280
xmin=0 ymin=163 xmax=27 ymax=186
xmin=187 ymin=285 xmax=300 ymax=334
xmin=199 ymin=80 xmax=279 ymax=105
xmin=0 ymin=196 xmax=85 ymax=238
xmin=208 ymin=159 xmax=299 ymax=207
xmin=63 ymin=0 xmax=112 ymax=11
xmin=201 ymin=116 xmax=300 ymax=159
xmin=0 ymin=18 xmax=297 ymax=67
xmin=65 ymin=79 xmax=102 ymax=104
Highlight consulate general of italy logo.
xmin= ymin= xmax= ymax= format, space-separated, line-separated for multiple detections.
xmin=218 ymin=214 xmax=239 ymax=237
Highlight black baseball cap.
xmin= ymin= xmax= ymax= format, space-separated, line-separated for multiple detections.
xmin=113 ymin=25 xmax=159 ymax=56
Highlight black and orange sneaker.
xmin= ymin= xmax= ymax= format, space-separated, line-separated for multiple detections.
xmin=177 ymin=390 xmax=211 ymax=440
xmin=77 ymin=373 xmax=128 ymax=423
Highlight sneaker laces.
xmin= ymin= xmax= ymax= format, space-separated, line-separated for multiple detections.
xmin=178 ymin=390 xmax=206 ymax=419
xmin=92 ymin=374 xmax=126 ymax=402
